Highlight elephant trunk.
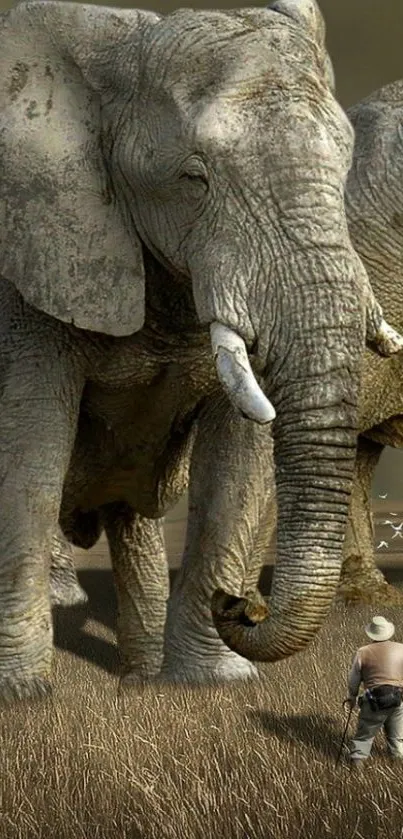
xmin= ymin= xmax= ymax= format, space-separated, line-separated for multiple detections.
xmin=211 ymin=255 xmax=365 ymax=662
xmin=212 ymin=402 xmax=358 ymax=661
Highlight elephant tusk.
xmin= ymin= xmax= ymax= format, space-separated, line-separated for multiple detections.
xmin=369 ymin=319 xmax=403 ymax=357
xmin=210 ymin=322 xmax=276 ymax=425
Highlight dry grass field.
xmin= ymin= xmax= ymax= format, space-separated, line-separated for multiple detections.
xmin=1 ymin=563 xmax=403 ymax=839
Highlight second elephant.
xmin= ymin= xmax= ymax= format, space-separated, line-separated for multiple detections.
xmin=212 ymin=76 xmax=403 ymax=662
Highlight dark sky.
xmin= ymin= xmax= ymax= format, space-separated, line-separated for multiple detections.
xmin=1 ymin=0 xmax=402 ymax=496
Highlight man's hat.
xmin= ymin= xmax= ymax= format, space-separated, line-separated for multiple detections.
xmin=365 ymin=615 xmax=395 ymax=642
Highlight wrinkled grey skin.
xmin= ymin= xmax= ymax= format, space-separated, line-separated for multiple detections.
xmin=338 ymin=80 xmax=403 ymax=606
xmin=212 ymin=78 xmax=403 ymax=659
xmin=0 ymin=0 xmax=402 ymax=703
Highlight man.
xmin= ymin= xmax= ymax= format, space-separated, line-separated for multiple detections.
xmin=345 ymin=616 xmax=403 ymax=771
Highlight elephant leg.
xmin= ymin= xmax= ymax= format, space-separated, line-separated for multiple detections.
xmin=102 ymin=503 xmax=169 ymax=683
xmin=161 ymin=395 xmax=276 ymax=684
xmin=337 ymin=436 xmax=403 ymax=605
xmin=0 ymin=300 xmax=83 ymax=702
xmin=49 ymin=525 xmax=89 ymax=607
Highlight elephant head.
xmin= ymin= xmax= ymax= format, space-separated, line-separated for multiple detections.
xmin=0 ymin=0 xmax=401 ymax=663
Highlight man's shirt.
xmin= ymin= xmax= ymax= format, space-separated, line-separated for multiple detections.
xmin=348 ymin=640 xmax=403 ymax=696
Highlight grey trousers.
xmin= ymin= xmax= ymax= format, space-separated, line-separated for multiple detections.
xmin=349 ymin=697 xmax=403 ymax=761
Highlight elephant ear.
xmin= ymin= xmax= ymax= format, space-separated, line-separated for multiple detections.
xmin=0 ymin=1 xmax=158 ymax=336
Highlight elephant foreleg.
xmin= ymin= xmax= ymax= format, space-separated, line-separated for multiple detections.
xmin=337 ymin=436 xmax=403 ymax=605
xmin=101 ymin=503 xmax=169 ymax=684
xmin=0 ymin=292 xmax=83 ymax=703
xmin=161 ymin=394 xmax=276 ymax=684
xmin=49 ymin=526 xmax=89 ymax=607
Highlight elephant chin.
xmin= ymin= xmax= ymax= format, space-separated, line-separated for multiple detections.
xmin=210 ymin=322 xmax=276 ymax=425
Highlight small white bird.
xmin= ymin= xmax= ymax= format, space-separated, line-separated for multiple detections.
xmin=377 ymin=541 xmax=389 ymax=549
xmin=378 ymin=493 xmax=388 ymax=499
xmin=390 ymin=522 xmax=403 ymax=532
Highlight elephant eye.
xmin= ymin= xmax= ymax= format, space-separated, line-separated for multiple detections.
xmin=181 ymin=173 xmax=207 ymax=183
xmin=179 ymin=160 xmax=209 ymax=190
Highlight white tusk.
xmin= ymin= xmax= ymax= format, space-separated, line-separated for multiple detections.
xmin=370 ymin=319 xmax=403 ymax=357
xmin=210 ymin=322 xmax=276 ymax=425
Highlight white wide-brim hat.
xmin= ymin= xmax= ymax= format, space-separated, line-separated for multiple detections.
xmin=365 ymin=615 xmax=395 ymax=642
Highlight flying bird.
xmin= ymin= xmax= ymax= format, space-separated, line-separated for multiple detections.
xmin=377 ymin=541 xmax=389 ymax=549
xmin=391 ymin=523 xmax=403 ymax=539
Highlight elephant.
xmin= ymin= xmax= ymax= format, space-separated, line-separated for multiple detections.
xmin=0 ymin=0 xmax=402 ymax=704
xmin=337 ymin=78 xmax=403 ymax=606
xmin=211 ymin=77 xmax=403 ymax=662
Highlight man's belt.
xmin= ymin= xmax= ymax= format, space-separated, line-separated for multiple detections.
xmin=361 ymin=684 xmax=403 ymax=712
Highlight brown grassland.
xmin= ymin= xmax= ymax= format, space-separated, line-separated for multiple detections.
xmin=1 ymin=565 xmax=403 ymax=839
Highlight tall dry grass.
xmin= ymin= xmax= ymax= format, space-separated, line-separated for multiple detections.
xmin=1 ymin=591 xmax=403 ymax=839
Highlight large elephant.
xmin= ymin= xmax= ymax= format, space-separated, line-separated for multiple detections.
xmin=211 ymin=77 xmax=403 ymax=661
xmin=338 ymin=79 xmax=403 ymax=605
xmin=0 ymin=0 xmax=401 ymax=703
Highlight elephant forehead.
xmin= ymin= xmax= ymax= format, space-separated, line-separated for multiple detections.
xmin=194 ymin=98 xmax=247 ymax=147
xmin=192 ymin=67 xmax=293 ymax=149
xmin=162 ymin=17 xmax=323 ymax=121
xmin=193 ymin=90 xmax=330 ymax=156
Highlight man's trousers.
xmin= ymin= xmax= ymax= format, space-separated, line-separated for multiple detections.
xmin=349 ymin=696 xmax=403 ymax=761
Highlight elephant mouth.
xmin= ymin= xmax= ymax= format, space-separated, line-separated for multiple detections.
xmin=210 ymin=312 xmax=403 ymax=426
xmin=210 ymin=322 xmax=276 ymax=425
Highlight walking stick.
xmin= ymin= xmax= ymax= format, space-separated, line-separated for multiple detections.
xmin=335 ymin=699 xmax=354 ymax=766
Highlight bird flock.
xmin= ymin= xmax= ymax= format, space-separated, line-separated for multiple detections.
xmin=376 ymin=492 xmax=403 ymax=550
